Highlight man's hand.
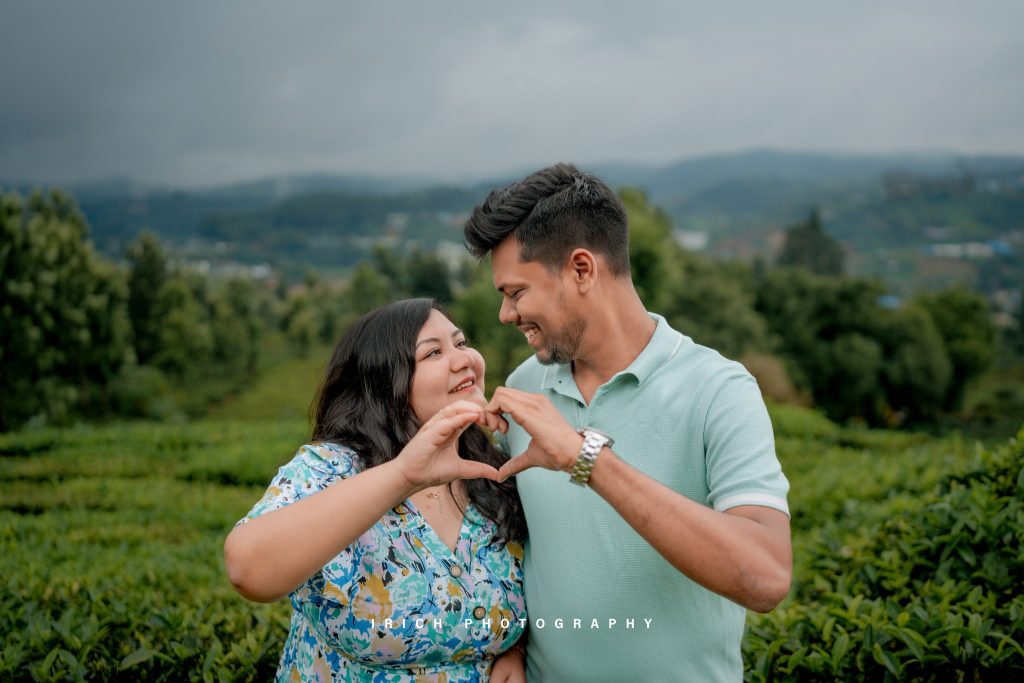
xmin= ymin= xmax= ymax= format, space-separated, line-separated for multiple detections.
xmin=489 ymin=645 xmax=526 ymax=683
xmin=484 ymin=387 xmax=582 ymax=482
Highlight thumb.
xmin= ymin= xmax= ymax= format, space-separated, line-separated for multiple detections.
xmin=457 ymin=460 xmax=500 ymax=481
xmin=496 ymin=454 xmax=534 ymax=482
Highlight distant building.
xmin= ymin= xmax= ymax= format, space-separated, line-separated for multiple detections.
xmin=926 ymin=242 xmax=996 ymax=259
xmin=672 ymin=230 xmax=709 ymax=251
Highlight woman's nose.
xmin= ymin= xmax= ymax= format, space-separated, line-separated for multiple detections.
xmin=451 ymin=346 xmax=473 ymax=371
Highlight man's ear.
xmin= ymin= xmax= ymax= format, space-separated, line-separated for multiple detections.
xmin=566 ymin=249 xmax=597 ymax=293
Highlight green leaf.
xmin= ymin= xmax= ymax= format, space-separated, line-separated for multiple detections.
xmin=119 ymin=647 xmax=154 ymax=669
xmin=831 ymin=633 xmax=850 ymax=671
xmin=872 ymin=643 xmax=900 ymax=677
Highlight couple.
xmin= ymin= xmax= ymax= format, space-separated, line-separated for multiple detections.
xmin=224 ymin=164 xmax=792 ymax=682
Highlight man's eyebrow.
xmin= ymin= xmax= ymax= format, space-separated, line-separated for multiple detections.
xmin=415 ymin=330 xmax=464 ymax=348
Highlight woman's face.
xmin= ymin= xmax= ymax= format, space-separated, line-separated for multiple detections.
xmin=409 ymin=309 xmax=486 ymax=423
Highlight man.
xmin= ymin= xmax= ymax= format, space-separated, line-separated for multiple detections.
xmin=463 ymin=163 xmax=791 ymax=682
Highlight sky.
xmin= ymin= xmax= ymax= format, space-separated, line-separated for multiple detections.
xmin=1 ymin=1 xmax=1022 ymax=188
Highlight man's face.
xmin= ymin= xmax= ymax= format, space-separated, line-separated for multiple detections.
xmin=491 ymin=238 xmax=587 ymax=365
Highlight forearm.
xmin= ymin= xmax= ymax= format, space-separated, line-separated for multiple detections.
xmin=588 ymin=449 xmax=791 ymax=612
xmin=224 ymin=459 xmax=415 ymax=602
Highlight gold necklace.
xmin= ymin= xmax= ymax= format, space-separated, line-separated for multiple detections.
xmin=423 ymin=483 xmax=465 ymax=515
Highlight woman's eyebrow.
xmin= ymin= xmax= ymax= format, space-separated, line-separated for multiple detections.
xmin=415 ymin=330 xmax=464 ymax=348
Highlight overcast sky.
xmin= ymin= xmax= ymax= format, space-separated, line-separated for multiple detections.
xmin=1 ymin=1 xmax=1022 ymax=187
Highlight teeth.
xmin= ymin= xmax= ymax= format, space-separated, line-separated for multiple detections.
xmin=524 ymin=328 xmax=538 ymax=340
xmin=451 ymin=379 xmax=474 ymax=393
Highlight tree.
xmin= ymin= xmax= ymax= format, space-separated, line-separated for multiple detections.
xmin=0 ymin=190 xmax=130 ymax=429
xmin=620 ymin=187 xmax=672 ymax=307
xmin=209 ymin=278 xmax=263 ymax=377
xmin=152 ymin=274 xmax=214 ymax=376
xmin=125 ymin=232 xmax=168 ymax=364
xmin=405 ymin=248 xmax=454 ymax=303
xmin=915 ymin=288 xmax=997 ymax=410
xmin=877 ymin=305 xmax=952 ymax=424
xmin=345 ymin=262 xmax=392 ymax=316
xmin=659 ymin=252 xmax=770 ymax=359
xmin=777 ymin=208 xmax=845 ymax=276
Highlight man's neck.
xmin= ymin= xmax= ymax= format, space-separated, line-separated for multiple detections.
xmin=571 ymin=300 xmax=657 ymax=403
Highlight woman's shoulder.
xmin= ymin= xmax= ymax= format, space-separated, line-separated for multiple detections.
xmin=291 ymin=441 xmax=365 ymax=479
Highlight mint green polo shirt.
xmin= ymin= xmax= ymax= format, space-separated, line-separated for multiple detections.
xmin=498 ymin=313 xmax=789 ymax=683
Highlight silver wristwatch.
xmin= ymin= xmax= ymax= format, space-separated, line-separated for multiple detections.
xmin=569 ymin=427 xmax=614 ymax=486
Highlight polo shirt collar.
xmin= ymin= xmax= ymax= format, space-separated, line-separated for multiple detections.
xmin=618 ymin=313 xmax=684 ymax=385
xmin=539 ymin=313 xmax=683 ymax=397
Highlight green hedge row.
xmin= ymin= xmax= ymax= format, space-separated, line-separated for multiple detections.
xmin=745 ymin=428 xmax=1024 ymax=681
xmin=2 ymin=416 xmax=1021 ymax=680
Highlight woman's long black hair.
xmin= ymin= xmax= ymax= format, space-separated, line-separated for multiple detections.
xmin=310 ymin=298 xmax=526 ymax=544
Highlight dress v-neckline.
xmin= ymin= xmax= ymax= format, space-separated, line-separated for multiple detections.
xmin=403 ymin=496 xmax=473 ymax=558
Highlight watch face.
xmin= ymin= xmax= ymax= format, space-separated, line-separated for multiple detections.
xmin=580 ymin=427 xmax=613 ymax=447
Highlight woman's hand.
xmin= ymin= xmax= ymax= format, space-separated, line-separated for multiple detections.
xmin=490 ymin=646 xmax=526 ymax=683
xmin=393 ymin=400 xmax=500 ymax=490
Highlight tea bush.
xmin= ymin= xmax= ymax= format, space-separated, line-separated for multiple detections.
xmin=745 ymin=428 xmax=1024 ymax=681
xmin=0 ymin=421 xmax=304 ymax=681
xmin=2 ymin=415 xmax=1021 ymax=680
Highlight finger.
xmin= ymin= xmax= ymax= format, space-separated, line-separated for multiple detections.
xmin=457 ymin=461 xmax=500 ymax=481
xmin=484 ymin=389 xmax=525 ymax=419
xmin=478 ymin=410 xmax=509 ymax=434
xmin=485 ymin=387 xmax=542 ymax=421
xmin=497 ymin=454 xmax=534 ymax=482
xmin=432 ymin=401 xmax=484 ymax=424
xmin=428 ymin=409 xmax=485 ymax=441
xmin=449 ymin=399 xmax=486 ymax=414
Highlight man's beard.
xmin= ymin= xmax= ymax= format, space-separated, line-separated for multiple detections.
xmin=535 ymin=312 xmax=586 ymax=366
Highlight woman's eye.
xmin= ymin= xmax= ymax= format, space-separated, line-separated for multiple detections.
xmin=456 ymin=338 xmax=468 ymax=348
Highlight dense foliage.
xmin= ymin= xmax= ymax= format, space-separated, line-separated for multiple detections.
xmin=0 ymin=191 xmax=131 ymax=430
xmin=745 ymin=425 xmax=1024 ymax=681
xmin=2 ymin=407 xmax=1020 ymax=680
xmin=1 ymin=186 xmax=1011 ymax=432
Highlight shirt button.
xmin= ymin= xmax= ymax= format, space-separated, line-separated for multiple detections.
xmin=473 ymin=606 xmax=486 ymax=619
xmin=449 ymin=565 xmax=463 ymax=578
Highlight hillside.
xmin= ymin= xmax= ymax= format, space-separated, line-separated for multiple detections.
xmin=4 ymin=150 xmax=1022 ymax=293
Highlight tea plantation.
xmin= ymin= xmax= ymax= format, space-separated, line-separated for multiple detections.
xmin=1 ymin=406 xmax=1021 ymax=681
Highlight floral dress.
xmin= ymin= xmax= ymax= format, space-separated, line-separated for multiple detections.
xmin=238 ymin=442 xmax=527 ymax=682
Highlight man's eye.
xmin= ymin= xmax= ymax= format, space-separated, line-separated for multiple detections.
xmin=512 ymin=289 xmax=524 ymax=301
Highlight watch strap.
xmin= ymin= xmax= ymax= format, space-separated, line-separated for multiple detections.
xmin=569 ymin=427 xmax=614 ymax=486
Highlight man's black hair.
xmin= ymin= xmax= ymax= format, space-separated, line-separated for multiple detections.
xmin=463 ymin=163 xmax=630 ymax=276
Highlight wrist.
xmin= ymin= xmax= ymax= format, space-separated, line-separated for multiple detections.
xmin=383 ymin=459 xmax=424 ymax=497
xmin=560 ymin=432 xmax=586 ymax=472
xmin=568 ymin=427 xmax=615 ymax=486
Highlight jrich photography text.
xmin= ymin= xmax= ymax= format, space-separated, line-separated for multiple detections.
xmin=367 ymin=617 xmax=655 ymax=631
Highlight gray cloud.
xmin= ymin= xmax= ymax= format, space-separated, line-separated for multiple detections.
xmin=1 ymin=1 xmax=1022 ymax=187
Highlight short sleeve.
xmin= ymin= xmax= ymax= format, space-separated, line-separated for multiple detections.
xmin=236 ymin=442 xmax=361 ymax=526
xmin=703 ymin=370 xmax=790 ymax=516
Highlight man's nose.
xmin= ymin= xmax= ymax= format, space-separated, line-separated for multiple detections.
xmin=499 ymin=297 xmax=517 ymax=325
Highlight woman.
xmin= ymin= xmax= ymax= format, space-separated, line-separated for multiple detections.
xmin=224 ymin=299 xmax=527 ymax=682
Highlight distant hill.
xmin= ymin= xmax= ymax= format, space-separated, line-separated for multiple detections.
xmin=3 ymin=149 xmax=1021 ymax=294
